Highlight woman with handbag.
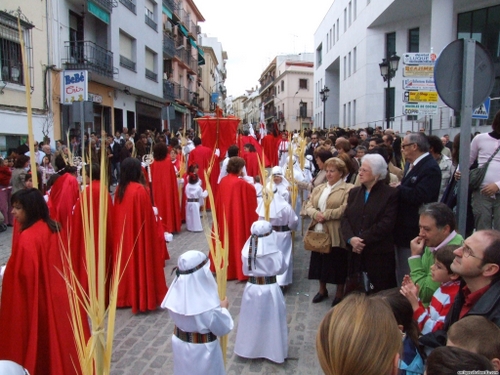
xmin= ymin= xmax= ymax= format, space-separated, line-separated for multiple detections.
xmin=305 ymin=157 xmax=353 ymax=307
xmin=341 ymin=154 xmax=399 ymax=293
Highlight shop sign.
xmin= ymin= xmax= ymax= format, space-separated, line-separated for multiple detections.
xmin=403 ymin=53 xmax=437 ymax=65
xmin=61 ymin=70 xmax=88 ymax=104
xmin=402 ymin=78 xmax=436 ymax=91
xmin=403 ymin=65 xmax=434 ymax=77
xmin=403 ymin=91 xmax=438 ymax=103
xmin=403 ymin=103 xmax=438 ymax=115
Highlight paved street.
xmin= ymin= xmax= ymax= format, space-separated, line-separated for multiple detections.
xmin=0 ymin=214 xmax=332 ymax=374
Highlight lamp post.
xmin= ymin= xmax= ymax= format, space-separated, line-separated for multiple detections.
xmin=379 ymin=53 xmax=400 ymax=129
xmin=319 ymin=86 xmax=329 ymax=129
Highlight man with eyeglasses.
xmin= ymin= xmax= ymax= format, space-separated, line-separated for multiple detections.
xmin=420 ymin=229 xmax=500 ymax=349
xmin=391 ymin=132 xmax=441 ymax=285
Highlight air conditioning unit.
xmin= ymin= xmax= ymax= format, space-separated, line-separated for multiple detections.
xmin=196 ymin=25 xmax=201 ymax=34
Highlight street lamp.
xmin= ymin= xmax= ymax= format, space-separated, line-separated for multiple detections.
xmin=319 ymin=86 xmax=329 ymax=129
xmin=379 ymin=53 xmax=400 ymax=129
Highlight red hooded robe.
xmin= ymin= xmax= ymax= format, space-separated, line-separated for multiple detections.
xmin=261 ymin=133 xmax=279 ymax=167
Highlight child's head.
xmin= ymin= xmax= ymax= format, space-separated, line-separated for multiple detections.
xmin=24 ymin=173 xmax=33 ymax=189
xmin=447 ymin=316 xmax=500 ymax=370
xmin=254 ymin=175 xmax=261 ymax=184
xmin=426 ymin=346 xmax=493 ymax=375
xmin=170 ymin=149 xmax=177 ymax=161
xmin=188 ymin=163 xmax=199 ymax=175
xmin=188 ymin=173 xmax=199 ymax=185
xmin=431 ymin=245 xmax=460 ymax=283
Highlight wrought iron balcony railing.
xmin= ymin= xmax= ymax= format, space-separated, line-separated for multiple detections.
xmin=163 ymin=33 xmax=176 ymax=57
xmin=63 ymin=40 xmax=114 ymax=78
xmin=119 ymin=0 xmax=136 ymax=13
xmin=162 ymin=0 xmax=176 ymax=12
xmin=93 ymin=0 xmax=118 ymax=12
xmin=145 ymin=68 xmax=157 ymax=82
xmin=119 ymin=55 xmax=136 ymax=72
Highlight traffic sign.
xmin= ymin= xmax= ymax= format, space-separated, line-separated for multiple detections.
xmin=472 ymin=97 xmax=491 ymax=120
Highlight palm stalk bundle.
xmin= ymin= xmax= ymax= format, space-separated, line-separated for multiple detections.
xmin=258 ymin=148 xmax=273 ymax=221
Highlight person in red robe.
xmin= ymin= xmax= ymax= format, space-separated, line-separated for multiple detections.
xmin=0 ymin=188 xmax=88 ymax=375
xmin=213 ymin=157 xmax=258 ymax=281
xmin=261 ymin=129 xmax=279 ymax=167
xmin=188 ymin=137 xmax=219 ymax=209
xmin=114 ymin=157 xmax=168 ymax=313
xmin=71 ymin=163 xmax=114 ymax=302
xmin=47 ymin=164 xmax=80 ymax=231
xmin=242 ymin=143 xmax=260 ymax=179
xmin=151 ymin=142 xmax=181 ymax=233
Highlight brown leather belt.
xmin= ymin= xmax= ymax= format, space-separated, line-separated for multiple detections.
xmin=173 ymin=326 xmax=217 ymax=343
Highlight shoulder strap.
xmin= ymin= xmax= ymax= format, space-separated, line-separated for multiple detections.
xmin=483 ymin=143 xmax=500 ymax=167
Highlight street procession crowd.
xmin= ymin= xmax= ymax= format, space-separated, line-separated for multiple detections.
xmin=0 ymin=110 xmax=500 ymax=375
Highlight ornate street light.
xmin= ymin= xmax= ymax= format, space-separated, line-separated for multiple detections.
xmin=379 ymin=53 xmax=400 ymax=129
xmin=319 ymin=86 xmax=329 ymax=129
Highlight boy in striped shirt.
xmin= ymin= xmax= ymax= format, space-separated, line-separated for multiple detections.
xmin=401 ymin=245 xmax=461 ymax=334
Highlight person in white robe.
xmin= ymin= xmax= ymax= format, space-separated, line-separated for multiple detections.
xmin=185 ymin=173 xmax=208 ymax=232
xmin=161 ymin=250 xmax=233 ymax=375
xmin=234 ymin=220 xmax=288 ymax=363
xmin=257 ymin=187 xmax=298 ymax=287
xmin=277 ymin=134 xmax=289 ymax=168
xmin=267 ymin=166 xmax=290 ymax=202
xmin=253 ymin=175 xmax=263 ymax=207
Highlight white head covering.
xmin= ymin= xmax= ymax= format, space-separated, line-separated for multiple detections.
xmin=242 ymin=220 xmax=281 ymax=271
xmin=256 ymin=186 xmax=289 ymax=219
xmin=271 ymin=166 xmax=283 ymax=176
xmin=161 ymin=250 xmax=220 ymax=316
xmin=0 ymin=361 xmax=29 ymax=375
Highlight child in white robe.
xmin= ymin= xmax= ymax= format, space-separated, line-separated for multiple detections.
xmin=234 ymin=220 xmax=288 ymax=363
xmin=185 ymin=173 xmax=207 ymax=232
xmin=161 ymin=250 xmax=233 ymax=375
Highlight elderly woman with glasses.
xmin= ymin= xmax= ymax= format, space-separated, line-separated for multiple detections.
xmin=341 ymin=154 xmax=399 ymax=292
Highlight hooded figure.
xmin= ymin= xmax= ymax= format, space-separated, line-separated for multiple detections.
xmin=234 ymin=220 xmax=288 ymax=363
xmin=161 ymin=250 xmax=233 ymax=375
xmin=267 ymin=166 xmax=290 ymax=202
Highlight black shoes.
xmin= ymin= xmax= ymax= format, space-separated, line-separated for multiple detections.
xmin=312 ymin=292 xmax=328 ymax=303
xmin=331 ymin=297 xmax=343 ymax=307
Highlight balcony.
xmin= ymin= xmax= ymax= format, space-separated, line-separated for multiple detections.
xmin=162 ymin=0 xmax=176 ymax=12
xmin=163 ymin=33 xmax=176 ymax=57
xmin=259 ymin=75 xmax=275 ymax=93
xmin=145 ymin=10 xmax=157 ymax=31
xmin=174 ymin=47 xmax=197 ymax=73
xmin=63 ymin=41 xmax=114 ymax=78
xmin=93 ymin=0 xmax=118 ymax=12
xmin=163 ymin=80 xmax=178 ymax=101
xmin=145 ymin=68 xmax=157 ymax=82
xmin=119 ymin=55 xmax=136 ymax=72
xmin=264 ymin=109 xmax=277 ymax=119
xmin=119 ymin=0 xmax=136 ymax=13
xmin=296 ymin=108 xmax=313 ymax=119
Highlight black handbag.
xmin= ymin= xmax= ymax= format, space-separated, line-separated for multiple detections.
xmin=344 ymin=251 xmax=374 ymax=295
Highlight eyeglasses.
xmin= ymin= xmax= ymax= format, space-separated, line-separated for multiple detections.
xmin=401 ymin=142 xmax=415 ymax=149
xmin=461 ymin=242 xmax=484 ymax=261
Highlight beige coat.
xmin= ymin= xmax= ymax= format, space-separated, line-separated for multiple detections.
xmin=305 ymin=180 xmax=353 ymax=248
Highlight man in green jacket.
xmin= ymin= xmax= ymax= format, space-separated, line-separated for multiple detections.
xmin=408 ymin=203 xmax=463 ymax=306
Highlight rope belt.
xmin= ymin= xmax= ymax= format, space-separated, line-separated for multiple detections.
xmin=187 ymin=198 xmax=199 ymax=202
xmin=248 ymin=231 xmax=272 ymax=271
xmin=174 ymin=326 xmax=217 ymax=343
xmin=272 ymin=225 xmax=290 ymax=232
xmin=248 ymin=276 xmax=277 ymax=285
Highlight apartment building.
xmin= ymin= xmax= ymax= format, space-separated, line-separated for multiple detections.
xmin=0 ymin=3 xmax=51 ymax=156
xmin=259 ymin=53 xmax=314 ymax=133
xmin=314 ymin=0 xmax=500 ymax=131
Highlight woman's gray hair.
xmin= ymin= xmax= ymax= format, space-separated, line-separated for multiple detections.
xmin=361 ymin=154 xmax=387 ymax=181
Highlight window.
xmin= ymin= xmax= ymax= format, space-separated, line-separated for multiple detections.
xmin=119 ymin=31 xmax=136 ymax=71
xmin=344 ymin=8 xmax=347 ymax=32
xmin=281 ymin=80 xmax=284 ymax=91
xmin=316 ymin=43 xmax=322 ymax=67
xmin=333 ymin=24 xmax=336 ymax=46
xmin=386 ymin=87 xmax=395 ymax=120
xmin=299 ymin=79 xmax=307 ymax=89
xmin=386 ymin=32 xmax=396 ymax=57
xmin=326 ymin=33 xmax=329 ymax=52
xmin=458 ymin=5 xmax=500 ymax=59
xmin=348 ymin=2 xmax=352 ymax=27
xmin=348 ymin=102 xmax=351 ymax=127
xmin=353 ymin=47 xmax=357 ymax=73
xmin=120 ymin=0 xmax=136 ymax=14
xmin=408 ymin=28 xmax=419 ymax=52
xmin=348 ymin=52 xmax=352 ymax=77
xmin=353 ymin=100 xmax=356 ymax=126
xmin=354 ymin=0 xmax=357 ymax=21
xmin=144 ymin=0 xmax=157 ymax=31
xmin=343 ymin=56 xmax=347 ymax=80
xmin=336 ymin=20 xmax=339 ymax=41
xmin=0 ymin=11 xmax=34 ymax=87
xmin=145 ymin=47 xmax=157 ymax=81
xmin=343 ymin=104 xmax=347 ymax=126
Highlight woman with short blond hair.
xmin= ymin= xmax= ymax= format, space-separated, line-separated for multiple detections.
xmin=316 ymin=293 xmax=401 ymax=375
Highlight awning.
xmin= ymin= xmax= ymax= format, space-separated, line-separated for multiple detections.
xmin=197 ymin=46 xmax=205 ymax=65
xmin=189 ymin=37 xmax=197 ymax=48
xmin=162 ymin=5 xmax=172 ymax=19
xmin=171 ymin=102 xmax=188 ymax=114
xmin=196 ymin=110 xmax=204 ymax=117
xmin=178 ymin=24 xmax=188 ymax=37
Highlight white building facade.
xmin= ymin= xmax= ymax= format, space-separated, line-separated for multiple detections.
xmin=314 ymin=0 xmax=500 ymax=132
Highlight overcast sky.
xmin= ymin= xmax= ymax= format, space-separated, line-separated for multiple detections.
xmin=195 ymin=0 xmax=334 ymax=97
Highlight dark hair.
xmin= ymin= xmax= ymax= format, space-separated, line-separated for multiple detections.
xmin=384 ymin=134 xmax=394 ymax=144
xmin=188 ymin=163 xmax=199 ymax=174
xmin=244 ymin=143 xmax=256 ymax=152
xmin=369 ymin=137 xmax=384 ymax=146
xmin=426 ymin=346 xmax=493 ymax=375
xmin=84 ymin=163 xmax=101 ymax=181
xmin=54 ymin=154 xmax=67 ymax=171
xmin=153 ymin=142 xmax=168 ymax=161
xmin=226 ymin=157 xmax=245 ymax=174
xmin=193 ymin=137 xmax=202 ymax=146
xmin=368 ymin=145 xmax=390 ymax=164
xmin=418 ymin=202 xmax=456 ymax=232
xmin=254 ymin=175 xmax=261 ymax=183
xmin=376 ymin=288 xmax=425 ymax=360
xmin=336 ymin=138 xmax=351 ymax=152
xmin=451 ymin=133 xmax=460 ymax=165
xmin=14 ymin=155 xmax=30 ymax=169
xmin=170 ymin=137 xmax=179 ymax=147
xmin=227 ymin=145 xmax=239 ymax=158
xmin=11 ymin=188 xmax=60 ymax=232
xmin=434 ymin=245 xmax=460 ymax=274
xmin=480 ymin=230 xmax=500 ymax=272
xmin=117 ymin=158 xmax=145 ymax=202
xmin=492 ymin=109 xmax=500 ymax=133
xmin=427 ymin=135 xmax=444 ymax=154
xmin=314 ymin=147 xmax=334 ymax=163
xmin=188 ymin=173 xmax=199 ymax=184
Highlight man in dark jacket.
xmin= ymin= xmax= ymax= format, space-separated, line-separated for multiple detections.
xmin=390 ymin=132 xmax=441 ymax=284
xmin=420 ymin=230 xmax=500 ymax=349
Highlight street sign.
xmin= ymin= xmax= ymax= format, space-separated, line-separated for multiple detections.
xmin=403 ymin=53 xmax=437 ymax=65
xmin=472 ymin=97 xmax=491 ymax=120
xmin=403 ymin=91 xmax=438 ymax=103
xmin=403 ymin=78 xmax=436 ymax=91
xmin=404 ymin=65 xmax=434 ymax=77
xmin=403 ymin=103 xmax=438 ymax=115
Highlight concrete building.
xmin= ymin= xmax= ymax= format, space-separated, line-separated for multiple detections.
xmin=0 ymin=4 xmax=52 ymax=156
xmin=314 ymin=0 xmax=500 ymax=132
xmin=258 ymin=53 xmax=314 ymax=133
